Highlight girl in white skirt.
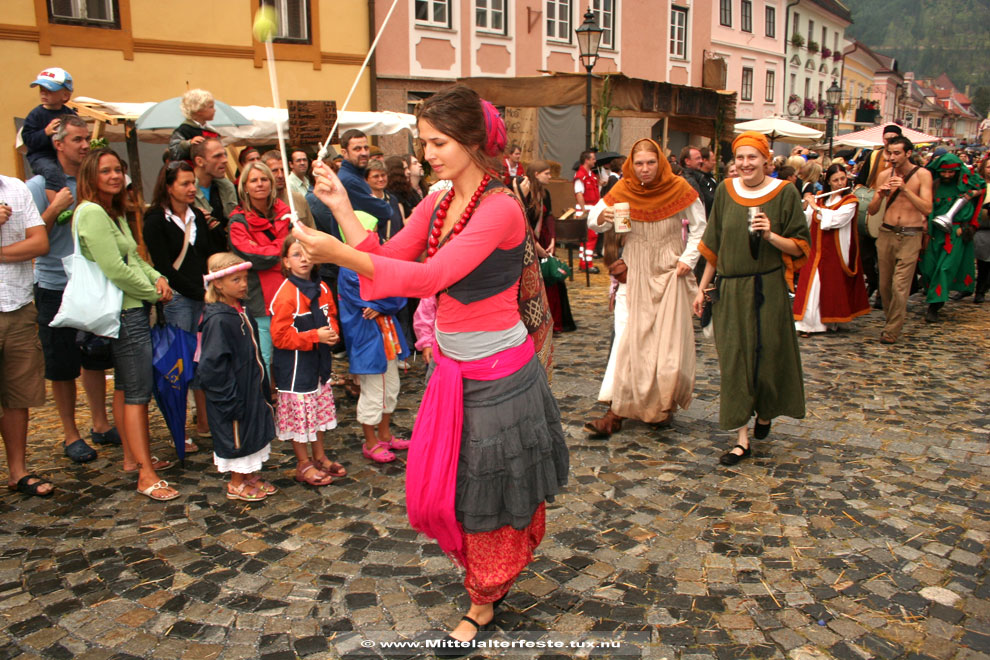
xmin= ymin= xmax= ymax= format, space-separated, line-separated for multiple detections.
xmin=198 ymin=253 xmax=277 ymax=502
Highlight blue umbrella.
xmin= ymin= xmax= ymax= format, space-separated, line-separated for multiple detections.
xmin=151 ymin=318 xmax=199 ymax=462
xmin=135 ymin=97 xmax=251 ymax=130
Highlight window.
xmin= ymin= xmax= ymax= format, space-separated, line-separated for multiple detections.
xmin=476 ymin=0 xmax=506 ymax=34
xmin=820 ymin=26 xmax=827 ymax=50
xmin=765 ymin=70 xmax=776 ymax=102
xmin=591 ymin=0 xmax=615 ymax=49
xmin=269 ymin=0 xmax=310 ymax=42
xmin=546 ymin=0 xmax=571 ymax=41
xmin=765 ymin=5 xmax=775 ymax=37
xmin=741 ymin=0 xmax=752 ymax=32
xmin=719 ymin=0 xmax=731 ymax=26
xmin=833 ymin=32 xmax=838 ymax=53
xmin=807 ymin=19 xmax=813 ymax=43
xmin=790 ymin=73 xmax=796 ymax=94
xmin=804 ymin=78 xmax=810 ymax=98
xmin=818 ymin=80 xmax=824 ymax=100
xmin=416 ymin=0 xmax=452 ymax=28
xmin=670 ymin=6 xmax=687 ymax=58
xmin=48 ymin=0 xmax=119 ymax=27
xmin=741 ymin=67 xmax=754 ymax=101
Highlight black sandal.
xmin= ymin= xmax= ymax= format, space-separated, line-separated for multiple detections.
xmin=434 ymin=615 xmax=495 ymax=658
xmin=754 ymin=419 xmax=771 ymax=439
xmin=9 ymin=474 xmax=54 ymax=497
xmin=719 ymin=445 xmax=751 ymax=466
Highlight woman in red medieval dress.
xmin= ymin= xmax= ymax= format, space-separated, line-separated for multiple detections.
xmin=793 ymin=163 xmax=871 ymax=335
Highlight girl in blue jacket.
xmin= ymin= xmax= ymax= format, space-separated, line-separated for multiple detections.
xmin=337 ymin=211 xmax=410 ymax=464
xmin=198 ymin=253 xmax=277 ymax=502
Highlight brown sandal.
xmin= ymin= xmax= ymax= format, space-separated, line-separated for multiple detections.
xmin=226 ymin=481 xmax=265 ymax=502
xmin=315 ymin=457 xmax=347 ymax=478
xmin=294 ymin=461 xmax=333 ymax=487
xmin=246 ymin=473 xmax=278 ymax=495
xmin=583 ymin=408 xmax=624 ymax=438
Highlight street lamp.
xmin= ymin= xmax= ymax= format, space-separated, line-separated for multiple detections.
xmin=575 ymin=8 xmax=603 ymax=150
xmin=826 ymin=81 xmax=842 ymax=158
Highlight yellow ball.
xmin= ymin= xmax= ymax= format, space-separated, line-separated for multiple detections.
xmin=253 ymin=6 xmax=277 ymax=42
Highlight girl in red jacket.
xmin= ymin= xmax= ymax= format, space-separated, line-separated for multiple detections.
xmin=269 ymin=236 xmax=346 ymax=486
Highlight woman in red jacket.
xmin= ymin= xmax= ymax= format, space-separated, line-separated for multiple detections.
xmin=229 ymin=161 xmax=291 ymax=371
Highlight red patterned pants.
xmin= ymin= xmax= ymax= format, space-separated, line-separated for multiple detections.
xmin=462 ymin=503 xmax=546 ymax=604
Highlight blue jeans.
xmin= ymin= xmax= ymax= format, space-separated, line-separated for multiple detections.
xmin=163 ymin=292 xmax=204 ymax=334
xmin=112 ymin=307 xmax=153 ymax=405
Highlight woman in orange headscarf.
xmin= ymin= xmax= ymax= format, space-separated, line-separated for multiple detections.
xmin=692 ymin=132 xmax=810 ymax=466
xmin=584 ymin=138 xmax=705 ymax=436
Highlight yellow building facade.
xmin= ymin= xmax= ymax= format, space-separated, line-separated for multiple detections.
xmin=1 ymin=0 xmax=372 ymax=176
xmin=840 ymin=40 xmax=888 ymax=132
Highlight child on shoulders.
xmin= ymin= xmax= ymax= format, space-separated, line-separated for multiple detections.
xmin=22 ymin=67 xmax=77 ymax=193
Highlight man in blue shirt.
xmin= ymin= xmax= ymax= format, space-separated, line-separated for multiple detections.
xmin=28 ymin=114 xmax=117 ymax=464
xmin=308 ymin=130 xmax=393 ymax=357
xmin=336 ymin=129 xmax=394 ymax=223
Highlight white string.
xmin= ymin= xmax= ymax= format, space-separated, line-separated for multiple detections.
xmin=316 ymin=0 xmax=401 ymax=161
xmin=263 ymin=38 xmax=298 ymax=223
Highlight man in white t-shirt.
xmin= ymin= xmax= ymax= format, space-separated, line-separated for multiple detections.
xmin=0 ymin=174 xmax=52 ymax=496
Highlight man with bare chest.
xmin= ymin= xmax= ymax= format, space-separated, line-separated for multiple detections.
xmin=867 ymin=136 xmax=933 ymax=344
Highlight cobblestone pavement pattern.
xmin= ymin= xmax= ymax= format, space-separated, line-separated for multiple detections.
xmin=2 ymin=271 xmax=989 ymax=660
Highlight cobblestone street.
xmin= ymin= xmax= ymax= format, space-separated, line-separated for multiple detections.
xmin=2 ymin=270 xmax=989 ymax=660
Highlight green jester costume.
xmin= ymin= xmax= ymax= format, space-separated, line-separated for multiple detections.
xmin=921 ymin=154 xmax=986 ymax=307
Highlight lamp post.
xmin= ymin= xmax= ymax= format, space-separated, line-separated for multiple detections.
xmin=826 ymin=81 xmax=842 ymax=158
xmin=575 ymin=8 xmax=603 ymax=150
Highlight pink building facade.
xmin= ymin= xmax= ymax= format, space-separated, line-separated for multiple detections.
xmin=372 ymin=1 xmax=659 ymax=112
xmin=690 ymin=0 xmax=786 ymax=121
xmin=372 ymin=0 xmax=702 ymax=154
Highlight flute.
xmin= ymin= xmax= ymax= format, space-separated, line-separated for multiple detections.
xmin=814 ymin=186 xmax=850 ymax=199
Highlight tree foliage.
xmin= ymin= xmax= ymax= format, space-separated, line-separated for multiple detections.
xmin=972 ymin=87 xmax=990 ymax=117
xmin=843 ymin=0 xmax=990 ymax=92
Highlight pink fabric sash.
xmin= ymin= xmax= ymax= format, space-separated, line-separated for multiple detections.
xmin=406 ymin=337 xmax=536 ymax=565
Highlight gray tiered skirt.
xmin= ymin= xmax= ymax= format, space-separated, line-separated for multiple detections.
xmin=445 ymin=355 xmax=569 ymax=534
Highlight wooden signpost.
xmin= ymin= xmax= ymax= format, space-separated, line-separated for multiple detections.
xmin=287 ymin=100 xmax=338 ymax=146
xmin=503 ymin=106 xmax=538 ymax=163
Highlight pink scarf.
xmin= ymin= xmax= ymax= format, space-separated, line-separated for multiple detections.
xmin=406 ymin=337 xmax=536 ymax=565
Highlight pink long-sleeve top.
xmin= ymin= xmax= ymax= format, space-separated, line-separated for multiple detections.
xmin=357 ymin=191 xmax=525 ymax=333
xmin=412 ymin=294 xmax=437 ymax=351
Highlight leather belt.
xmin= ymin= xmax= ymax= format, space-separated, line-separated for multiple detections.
xmin=881 ymin=223 xmax=924 ymax=235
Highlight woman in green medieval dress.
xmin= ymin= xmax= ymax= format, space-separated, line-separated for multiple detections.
xmin=692 ymin=132 xmax=811 ymax=466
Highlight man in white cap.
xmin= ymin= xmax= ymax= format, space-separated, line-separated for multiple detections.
xmin=22 ymin=67 xmax=78 ymax=199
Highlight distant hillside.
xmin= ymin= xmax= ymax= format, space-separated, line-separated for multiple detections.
xmin=842 ymin=0 xmax=990 ymax=112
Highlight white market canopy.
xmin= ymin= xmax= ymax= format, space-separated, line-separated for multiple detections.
xmin=733 ymin=117 xmax=824 ymax=144
xmin=21 ymin=97 xmax=418 ymax=147
xmin=833 ymin=124 xmax=942 ymax=148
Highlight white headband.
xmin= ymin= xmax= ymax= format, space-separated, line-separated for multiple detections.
xmin=203 ymin=261 xmax=251 ymax=288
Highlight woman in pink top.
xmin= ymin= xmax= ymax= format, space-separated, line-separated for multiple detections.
xmin=293 ymin=85 xmax=567 ymax=655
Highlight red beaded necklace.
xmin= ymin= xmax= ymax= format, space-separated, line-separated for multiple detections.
xmin=427 ymin=174 xmax=492 ymax=258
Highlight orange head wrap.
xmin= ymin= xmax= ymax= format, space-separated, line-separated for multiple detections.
xmin=732 ymin=131 xmax=771 ymax=160
xmin=602 ymin=138 xmax=698 ymax=222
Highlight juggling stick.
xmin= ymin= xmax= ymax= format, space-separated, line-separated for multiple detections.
xmin=316 ymin=0 xmax=400 ymax=161
xmin=254 ymin=7 xmax=298 ymax=224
